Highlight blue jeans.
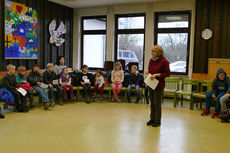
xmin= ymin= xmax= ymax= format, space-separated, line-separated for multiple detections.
xmin=81 ymin=84 xmax=91 ymax=98
xmin=48 ymin=85 xmax=62 ymax=100
xmin=33 ymin=86 xmax=49 ymax=103
xmin=205 ymin=91 xmax=225 ymax=112
xmin=127 ymin=84 xmax=140 ymax=101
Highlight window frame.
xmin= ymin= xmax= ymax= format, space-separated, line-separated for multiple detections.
xmin=81 ymin=15 xmax=107 ymax=70
xmin=154 ymin=11 xmax=191 ymax=75
xmin=115 ymin=13 xmax=146 ymax=72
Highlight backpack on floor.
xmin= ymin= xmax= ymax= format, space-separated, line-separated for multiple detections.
xmin=0 ymin=88 xmax=15 ymax=106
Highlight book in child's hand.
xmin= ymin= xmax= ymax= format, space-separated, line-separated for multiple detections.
xmin=53 ymin=79 xmax=59 ymax=85
xmin=40 ymin=83 xmax=49 ymax=89
xmin=17 ymin=87 xmax=27 ymax=96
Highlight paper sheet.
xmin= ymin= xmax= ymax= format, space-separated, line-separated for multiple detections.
xmin=17 ymin=87 xmax=27 ymax=96
xmin=84 ymin=79 xmax=90 ymax=84
xmin=144 ymin=74 xmax=159 ymax=90
xmin=53 ymin=79 xmax=59 ymax=85
xmin=40 ymin=83 xmax=49 ymax=89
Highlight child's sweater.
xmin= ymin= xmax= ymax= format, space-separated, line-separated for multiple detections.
xmin=15 ymin=74 xmax=27 ymax=83
xmin=43 ymin=70 xmax=58 ymax=85
xmin=3 ymin=73 xmax=18 ymax=91
xmin=16 ymin=74 xmax=33 ymax=91
xmin=95 ymin=75 xmax=104 ymax=87
xmin=128 ymin=73 xmax=140 ymax=86
xmin=79 ymin=72 xmax=91 ymax=84
xmin=111 ymin=70 xmax=124 ymax=83
xmin=59 ymin=74 xmax=71 ymax=86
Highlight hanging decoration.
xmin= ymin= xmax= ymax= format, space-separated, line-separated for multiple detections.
xmin=4 ymin=0 xmax=38 ymax=59
xmin=49 ymin=20 xmax=66 ymax=46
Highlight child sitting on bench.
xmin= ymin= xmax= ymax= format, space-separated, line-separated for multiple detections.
xmin=3 ymin=64 xmax=28 ymax=112
xmin=201 ymin=68 xmax=230 ymax=118
xmin=28 ymin=64 xmax=54 ymax=110
xmin=59 ymin=67 xmax=74 ymax=101
xmin=15 ymin=66 xmax=34 ymax=108
xmin=44 ymin=63 xmax=63 ymax=105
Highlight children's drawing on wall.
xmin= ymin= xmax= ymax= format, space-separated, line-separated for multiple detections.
xmin=4 ymin=0 xmax=38 ymax=59
xmin=49 ymin=20 xmax=66 ymax=47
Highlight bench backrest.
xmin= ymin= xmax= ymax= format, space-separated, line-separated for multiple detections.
xmin=165 ymin=77 xmax=180 ymax=90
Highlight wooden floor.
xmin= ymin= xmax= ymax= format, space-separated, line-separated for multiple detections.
xmin=0 ymin=100 xmax=229 ymax=153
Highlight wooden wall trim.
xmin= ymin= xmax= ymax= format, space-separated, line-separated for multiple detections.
xmin=193 ymin=0 xmax=230 ymax=73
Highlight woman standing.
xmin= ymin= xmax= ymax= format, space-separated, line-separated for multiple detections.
xmin=54 ymin=56 xmax=67 ymax=76
xmin=145 ymin=46 xmax=170 ymax=127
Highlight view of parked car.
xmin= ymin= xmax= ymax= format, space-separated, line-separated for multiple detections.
xmin=169 ymin=61 xmax=186 ymax=72
xmin=118 ymin=50 xmax=139 ymax=65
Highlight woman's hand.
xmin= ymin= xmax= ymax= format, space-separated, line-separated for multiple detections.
xmin=155 ymin=73 xmax=161 ymax=77
xmin=144 ymin=69 xmax=149 ymax=75
xmin=150 ymin=74 xmax=156 ymax=80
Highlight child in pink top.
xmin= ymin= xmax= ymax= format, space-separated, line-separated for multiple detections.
xmin=59 ymin=68 xmax=74 ymax=102
xmin=111 ymin=62 xmax=124 ymax=102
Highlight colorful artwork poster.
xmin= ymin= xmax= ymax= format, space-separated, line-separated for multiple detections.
xmin=5 ymin=0 xmax=38 ymax=59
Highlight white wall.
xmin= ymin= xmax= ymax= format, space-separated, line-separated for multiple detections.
xmin=73 ymin=0 xmax=195 ymax=77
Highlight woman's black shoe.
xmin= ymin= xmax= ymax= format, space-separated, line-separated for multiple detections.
xmin=152 ymin=122 xmax=161 ymax=127
xmin=146 ymin=120 xmax=154 ymax=126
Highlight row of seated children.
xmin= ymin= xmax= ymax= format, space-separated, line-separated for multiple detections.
xmin=78 ymin=62 xmax=141 ymax=103
xmin=0 ymin=62 xmax=143 ymax=118
xmin=1 ymin=63 xmax=73 ymax=113
xmin=201 ymin=68 xmax=230 ymax=122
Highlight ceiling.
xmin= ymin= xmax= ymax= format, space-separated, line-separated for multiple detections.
xmin=48 ymin=0 xmax=172 ymax=8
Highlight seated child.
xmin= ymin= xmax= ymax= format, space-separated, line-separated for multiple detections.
xmin=92 ymin=70 xmax=105 ymax=101
xmin=201 ymin=68 xmax=230 ymax=118
xmin=3 ymin=64 xmax=28 ymax=112
xmin=59 ymin=67 xmax=74 ymax=101
xmin=111 ymin=62 xmax=124 ymax=103
xmin=79 ymin=65 xmax=91 ymax=104
xmin=44 ymin=63 xmax=63 ymax=105
xmin=219 ymin=94 xmax=230 ymax=122
xmin=15 ymin=66 xmax=34 ymax=108
xmin=220 ymin=94 xmax=230 ymax=114
xmin=127 ymin=65 xmax=140 ymax=103
xmin=28 ymin=64 xmax=53 ymax=110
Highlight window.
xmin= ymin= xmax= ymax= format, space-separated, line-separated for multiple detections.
xmin=81 ymin=16 xmax=106 ymax=69
xmin=154 ymin=11 xmax=191 ymax=74
xmin=115 ymin=14 xmax=145 ymax=71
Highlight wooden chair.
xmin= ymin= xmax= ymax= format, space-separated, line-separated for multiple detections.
xmin=192 ymin=80 xmax=213 ymax=109
xmin=163 ymin=77 xmax=180 ymax=107
xmin=175 ymin=78 xmax=199 ymax=109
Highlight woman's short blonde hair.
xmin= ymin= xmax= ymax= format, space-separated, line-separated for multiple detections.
xmin=151 ymin=45 xmax=164 ymax=57
xmin=47 ymin=63 xmax=53 ymax=69
xmin=18 ymin=66 xmax=26 ymax=72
